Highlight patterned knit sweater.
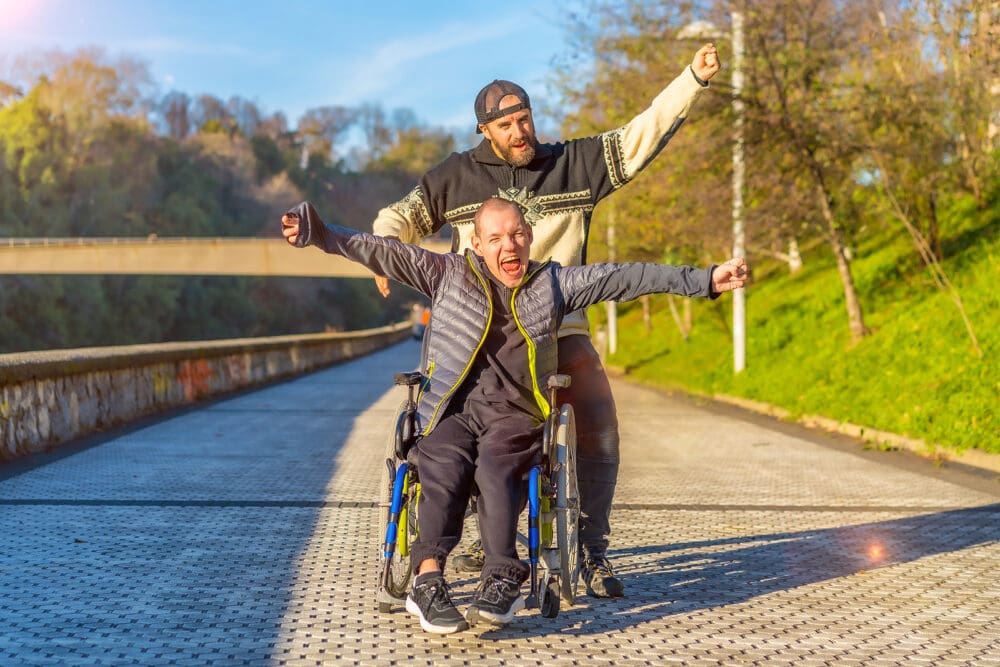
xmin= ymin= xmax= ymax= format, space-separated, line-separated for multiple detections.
xmin=372 ymin=66 xmax=708 ymax=337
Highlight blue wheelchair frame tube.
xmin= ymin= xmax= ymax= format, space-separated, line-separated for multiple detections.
xmin=383 ymin=462 xmax=410 ymax=558
xmin=528 ymin=465 xmax=541 ymax=562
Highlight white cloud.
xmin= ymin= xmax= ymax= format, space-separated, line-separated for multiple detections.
xmin=112 ymin=37 xmax=266 ymax=60
xmin=337 ymin=17 xmax=521 ymax=100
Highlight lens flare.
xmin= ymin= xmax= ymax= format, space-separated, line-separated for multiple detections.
xmin=0 ymin=0 xmax=38 ymax=30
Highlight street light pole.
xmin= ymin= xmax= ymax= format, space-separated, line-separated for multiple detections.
xmin=679 ymin=9 xmax=747 ymax=373
xmin=731 ymin=8 xmax=746 ymax=373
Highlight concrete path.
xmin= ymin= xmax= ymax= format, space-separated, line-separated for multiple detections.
xmin=1 ymin=339 xmax=997 ymax=666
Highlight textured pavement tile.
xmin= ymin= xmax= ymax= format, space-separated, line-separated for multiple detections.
xmin=1 ymin=342 xmax=997 ymax=665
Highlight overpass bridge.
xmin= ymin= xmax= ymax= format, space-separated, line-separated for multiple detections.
xmin=1 ymin=339 xmax=997 ymax=665
xmin=0 ymin=237 xmax=451 ymax=277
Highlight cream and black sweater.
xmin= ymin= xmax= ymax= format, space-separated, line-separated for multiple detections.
xmin=372 ymin=66 xmax=709 ymax=338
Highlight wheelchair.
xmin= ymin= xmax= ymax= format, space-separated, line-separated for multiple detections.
xmin=376 ymin=372 xmax=581 ymax=619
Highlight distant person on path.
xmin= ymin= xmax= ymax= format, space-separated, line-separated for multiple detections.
xmin=410 ymin=304 xmax=424 ymax=340
xmin=366 ymin=43 xmax=722 ymax=598
xmin=281 ymin=197 xmax=747 ymax=633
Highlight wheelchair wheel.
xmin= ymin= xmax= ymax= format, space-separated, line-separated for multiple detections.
xmin=554 ymin=404 xmax=580 ymax=605
xmin=540 ymin=576 xmax=561 ymax=619
xmin=378 ymin=401 xmax=417 ymax=608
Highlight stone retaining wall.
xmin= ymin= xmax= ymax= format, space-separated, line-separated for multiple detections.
xmin=0 ymin=323 xmax=409 ymax=462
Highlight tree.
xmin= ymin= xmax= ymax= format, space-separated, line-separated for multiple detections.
xmin=297 ymin=105 xmax=357 ymax=164
xmin=159 ymin=91 xmax=191 ymax=140
xmin=191 ymin=94 xmax=235 ymax=135
xmin=0 ymin=80 xmax=22 ymax=107
xmin=741 ymin=0 xmax=875 ymax=342
xmin=853 ymin=0 xmax=988 ymax=357
xmin=367 ymin=126 xmax=455 ymax=175
xmin=555 ymin=0 xmax=733 ymax=266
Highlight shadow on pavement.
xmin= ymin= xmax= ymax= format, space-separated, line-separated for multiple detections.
xmin=486 ymin=504 xmax=999 ymax=638
xmin=0 ymin=342 xmax=418 ymax=665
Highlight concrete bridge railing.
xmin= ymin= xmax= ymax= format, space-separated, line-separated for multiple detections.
xmin=0 ymin=323 xmax=410 ymax=462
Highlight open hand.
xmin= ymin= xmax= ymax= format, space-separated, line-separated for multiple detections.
xmin=711 ymin=257 xmax=748 ymax=293
xmin=374 ymin=275 xmax=391 ymax=298
xmin=692 ymin=43 xmax=721 ymax=82
xmin=281 ymin=213 xmax=300 ymax=245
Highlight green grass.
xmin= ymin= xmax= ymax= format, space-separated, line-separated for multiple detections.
xmin=599 ymin=208 xmax=1000 ymax=454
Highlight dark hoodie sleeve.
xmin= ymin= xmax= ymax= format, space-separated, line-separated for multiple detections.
xmin=557 ymin=261 xmax=717 ymax=312
xmin=287 ymin=201 xmax=449 ymax=297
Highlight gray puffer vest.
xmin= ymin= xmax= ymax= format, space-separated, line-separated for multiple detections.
xmin=417 ymin=252 xmax=559 ymax=434
xmin=288 ymin=201 xmax=715 ymax=437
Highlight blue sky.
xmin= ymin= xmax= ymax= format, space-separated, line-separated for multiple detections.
xmin=0 ymin=0 xmax=579 ymax=136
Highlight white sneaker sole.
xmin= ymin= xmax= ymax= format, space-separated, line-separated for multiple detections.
xmin=405 ymin=595 xmax=468 ymax=634
xmin=468 ymin=594 xmax=525 ymax=626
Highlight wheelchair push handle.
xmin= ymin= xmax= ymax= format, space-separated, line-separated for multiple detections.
xmin=547 ymin=374 xmax=571 ymax=390
xmin=546 ymin=374 xmax=570 ymax=413
xmin=394 ymin=371 xmax=423 ymax=387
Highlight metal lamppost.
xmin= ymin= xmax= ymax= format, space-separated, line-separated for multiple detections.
xmin=679 ymin=9 xmax=746 ymax=373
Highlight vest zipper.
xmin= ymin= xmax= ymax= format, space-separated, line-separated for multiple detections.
xmin=422 ymin=255 xmax=494 ymax=434
xmin=510 ymin=262 xmax=551 ymax=419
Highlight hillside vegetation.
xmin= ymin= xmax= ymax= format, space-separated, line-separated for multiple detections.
xmin=558 ymin=1 xmax=999 ymax=455
xmin=599 ymin=194 xmax=999 ymax=454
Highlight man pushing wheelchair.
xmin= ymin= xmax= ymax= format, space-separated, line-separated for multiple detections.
xmin=281 ymin=197 xmax=747 ymax=634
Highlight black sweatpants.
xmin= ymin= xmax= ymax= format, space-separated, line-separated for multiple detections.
xmin=409 ymin=405 xmax=543 ymax=583
xmin=556 ymin=334 xmax=620 ymax=558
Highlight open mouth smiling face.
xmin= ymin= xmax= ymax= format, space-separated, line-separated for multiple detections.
xmin=499 ymin=254 xmax=525 ymax=281
xmin=471 ymin=199 xmax=533 ymax=289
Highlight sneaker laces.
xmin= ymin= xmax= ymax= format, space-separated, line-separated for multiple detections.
xmin=586 ymin=556 xmax=615 ymax=578
xmin=416 ymin=577 xmax=456 ymax=608
xmin=478 ymin=575 xmax=518 ymax=604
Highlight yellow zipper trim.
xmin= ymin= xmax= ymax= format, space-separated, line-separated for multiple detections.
xmin=511 ymin=262 xmax=551 ymax=420
xmin=422 ymin=255 xmax=494 ymax=434
xmin=416 ymin=360 xmax=435 ymax=407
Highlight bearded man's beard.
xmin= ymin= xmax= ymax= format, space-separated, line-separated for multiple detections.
xmin=497 ymin=138 xmax=536 ymax=167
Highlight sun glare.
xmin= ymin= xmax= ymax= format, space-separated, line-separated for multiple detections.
xmin=0 ymin=0 xmax=40 ymax=30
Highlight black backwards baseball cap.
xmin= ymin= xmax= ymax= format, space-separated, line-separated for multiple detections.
xmin=474 ymin=79 xmax=531 ymax=133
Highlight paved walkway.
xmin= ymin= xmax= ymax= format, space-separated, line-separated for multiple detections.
xmin=1 ymin=340 xmax=997 ymax=666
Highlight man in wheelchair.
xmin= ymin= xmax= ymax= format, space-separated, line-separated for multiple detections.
xmin=281 ymin=197 xmax=747 ymax=634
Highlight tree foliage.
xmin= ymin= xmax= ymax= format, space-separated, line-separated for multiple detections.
xmin=0 ymin=49 xmax=452 ymax=353
xmin=553 ymin=0 xmax=997 ymax=347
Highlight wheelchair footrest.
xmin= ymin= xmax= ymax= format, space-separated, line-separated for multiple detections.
xmin=378 ymin=588 xmax=406 ymax=605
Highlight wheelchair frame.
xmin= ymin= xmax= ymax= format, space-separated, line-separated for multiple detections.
xmin=376 ymin=372 xmax=581 ymax=619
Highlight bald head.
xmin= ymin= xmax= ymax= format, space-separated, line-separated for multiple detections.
xmin=473 ymin=197 xmax=526 ymax=236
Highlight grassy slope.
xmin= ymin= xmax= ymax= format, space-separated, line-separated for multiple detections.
xmin=599 ymin=207 xmax=999 ymax=454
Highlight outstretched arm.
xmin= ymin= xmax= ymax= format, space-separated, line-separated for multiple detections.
xmin=560 ymin=256 xmax=750 ymax=312
xmin=691 ymin=43 xmax=721 ymax=83
xmin=371 ymin=183 xmax=442 ymax=298
xmin=710 ymin=257 xmax=748 ymax=293
xmin=588 ymin=43 xmax=720 ymax=199
xmin=281 ymin=201 xmax=448 ymax=298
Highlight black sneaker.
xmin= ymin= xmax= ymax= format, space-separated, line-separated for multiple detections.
xmin=466 ymin=574 xmax=524 ymax=626
xmin=581 ymin=556 xmax=625 ymax=598
xmin=405 ymin=573 xmax=469 ymax=634
xmin=452 ymin=538 xmax=485 ymax=573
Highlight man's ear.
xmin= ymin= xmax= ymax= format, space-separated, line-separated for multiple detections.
xmin=470 ymin=233 xmax=484 ymax=256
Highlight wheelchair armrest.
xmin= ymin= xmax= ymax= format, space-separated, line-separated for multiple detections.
xmin=394 ymin=371 xmax=424 ymax=386
xmin=547 ymin=374 xmax=571 ymax=389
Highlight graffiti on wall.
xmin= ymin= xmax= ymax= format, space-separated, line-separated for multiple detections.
xmin=177 ymin=359 xmax=214 ymax=402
